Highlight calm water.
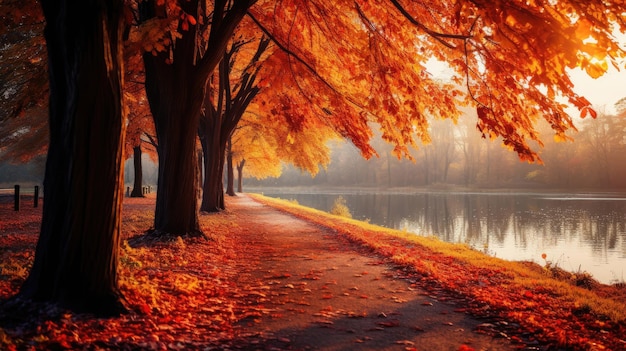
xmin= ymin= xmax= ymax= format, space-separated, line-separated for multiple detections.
xmin=261 ymin=190 xmax=626 ymax=284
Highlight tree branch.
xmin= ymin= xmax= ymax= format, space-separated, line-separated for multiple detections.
xmin=387 ymin=0 xmax=470 ymax=49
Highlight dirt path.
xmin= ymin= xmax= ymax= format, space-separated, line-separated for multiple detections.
xmin=227 ymin=194 xmax=514 ymax=350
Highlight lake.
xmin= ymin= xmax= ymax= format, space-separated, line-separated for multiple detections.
xmin=259 ymin=190 xmax=626 ymax=285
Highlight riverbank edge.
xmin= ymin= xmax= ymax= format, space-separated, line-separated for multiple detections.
xmin=245 ymin=185 xmax=626 ymax=197
xmin=248 ymin=193 xmax=626 ymax=325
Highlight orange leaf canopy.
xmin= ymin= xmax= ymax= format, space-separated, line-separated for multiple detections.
xmin=247 ymin=0 xmax=626 ymax=162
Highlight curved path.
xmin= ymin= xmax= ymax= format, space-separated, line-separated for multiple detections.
xmin=228 ymin=194 xmax=515 ymax=350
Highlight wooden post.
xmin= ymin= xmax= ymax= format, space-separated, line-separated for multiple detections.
xmin=14 ymin=184 xmax=20 ymax=211
xmin=34 ymin=185 xmax=40 ymax=208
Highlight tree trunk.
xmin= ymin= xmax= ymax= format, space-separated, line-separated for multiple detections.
xmin=198 ymin=38 xmax=267 ymax=209
xmin=141 ymin=0 xmax=251 ymax=235
xmin=142 ymin=0 xmax=206 ymax=237
xmin=199 ymin=109 xmax=226 ymax=212
xmin=130 ymin=145 xmax=144 ymax=197
xmin=237 ymin=159 xmax=245 ymax=193
xmin=226 ymin=138 xmax=236 ymax=196
xmin=144 ymin=53 xmax=204 ymax=235
xmin=20 ymin=0 xmax=127 ymax=316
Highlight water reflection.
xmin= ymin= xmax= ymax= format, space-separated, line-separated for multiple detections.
xmin=262 ymin=191 xmax=626 ymax=284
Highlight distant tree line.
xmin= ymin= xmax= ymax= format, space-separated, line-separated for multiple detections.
xmin=7 ymin=104 xmax=626 ymax=192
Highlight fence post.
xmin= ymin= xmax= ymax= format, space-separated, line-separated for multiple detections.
xmin=14 ymin=184 xmax=20 ymax=211
xmin=34 ymin=185 xmax=40 ymax=208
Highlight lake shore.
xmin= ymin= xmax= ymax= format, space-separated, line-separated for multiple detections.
xmin=252 ymin=188 xmax=626 ymax=285
xmin=246 ymin=185 xmax=626 ymax=197
xmin=249 ymin=193 xmax=626 ymax=349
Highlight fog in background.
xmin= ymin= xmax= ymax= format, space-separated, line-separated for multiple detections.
xmin=247 ymin=111 xmax=626 ymax=192
xmin=0 ymin=154 xmax=158 ymax=190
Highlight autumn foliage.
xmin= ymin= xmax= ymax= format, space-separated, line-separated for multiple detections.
xmin=247 ymin=0 xmax=625 ymax=162
xmin=117 ymin=0 xmax=626 ymax=165
xmin=1 ymin=0 xmax=624 ymax=167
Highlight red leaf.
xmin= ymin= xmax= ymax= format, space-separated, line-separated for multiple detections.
xmin=580 ymin=106 xmax=598 ymax=119
xmin=187 ymin=14 xmax=197 ymax=26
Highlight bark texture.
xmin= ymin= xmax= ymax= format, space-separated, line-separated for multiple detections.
xmin=20 ymin=0 xmax=127 ymax=315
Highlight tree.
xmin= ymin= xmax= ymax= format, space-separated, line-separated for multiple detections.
xmin=225 ymin=137 xmax=237 ymax=196
xmin=139 ymin=0 xmax=254 ymax=236
xmin=18 ymin=0 xmax=128 ymax=315
xmin=229 ymin=96 xmax=340 ymax=188
xmin=236 ymin=160 xmax=246 ymax=193
xmin=229 ymin=117 xmax=282 ymax=192
xmin=124 ymin=74 xmax=156 ymax=198
xmin=198 ymin=33 xmax=269 ymax=212
xmin=577 ymin=109 xmax=626 ymax=186
xmin=456 ymin=109 xmax=482 ymax=186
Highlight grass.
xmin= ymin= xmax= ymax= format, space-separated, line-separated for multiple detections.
xmin=330 ymin=196 xmax=352 ymax=218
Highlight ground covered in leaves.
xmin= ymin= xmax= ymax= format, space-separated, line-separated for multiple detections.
xmin=0 ymin=194 xmax=625 ymax=350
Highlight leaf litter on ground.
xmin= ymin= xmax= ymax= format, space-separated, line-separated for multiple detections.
xmin=0 ymin=194 xmax=625 ymax=350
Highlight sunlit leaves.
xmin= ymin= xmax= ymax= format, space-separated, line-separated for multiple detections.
xmin=237 ymin=94 xmax=339 ymax=177
xmin=580 ymin=56 xmax=610 ymax=79
xmin=251 ymin=0 xmax=622 ymax=163
xmin=7 ymin=0 xmax=626 ymax=167
xmin=128 ymin=16 xmax=180 ymax=56
xmin=250 ymin=0 xmax=465 ymax=159
xmin=580 ymin=106 xmax=598 ymax=119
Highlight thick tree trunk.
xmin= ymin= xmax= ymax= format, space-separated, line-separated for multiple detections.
xmin=237 ymin=159 xmax=245 ymax=193
xmin=226 ymin=138 xmax=236 ymax=196
xmin=141 ymin=0 xmax=251 ymax=235
xmin=20 ymin=0 xmax=127 ymax=316
xmin=142 ymin=0 xmax=205 ymax=237
xmin=130 ymin=145 xmax=144 ymax=197
xmin=144 ymin=53 xmax=204 ymax=235
xmin=199 ymin=110 xmax=226 ymax=212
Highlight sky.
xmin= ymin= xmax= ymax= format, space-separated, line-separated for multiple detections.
xmin=569 ymin=66 xmax=625 ymax=114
